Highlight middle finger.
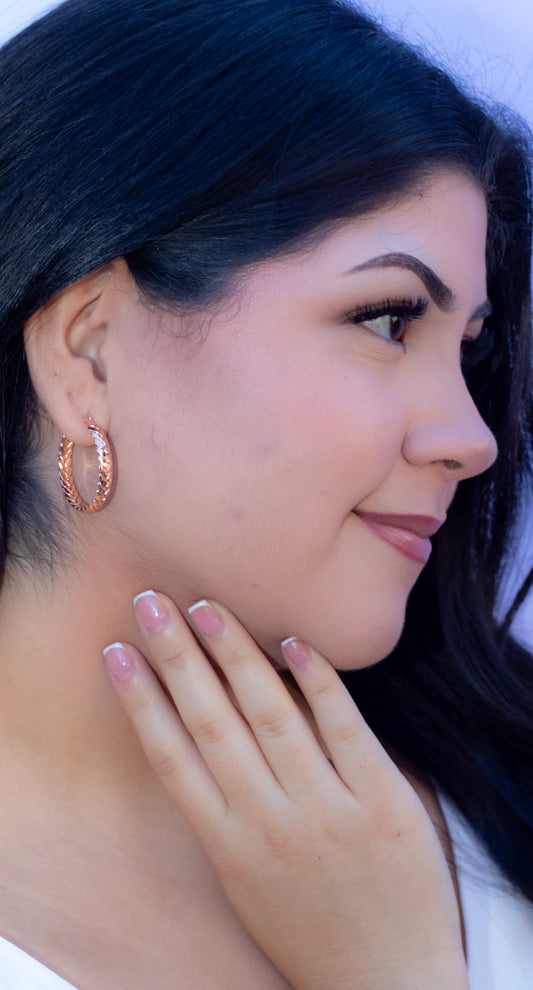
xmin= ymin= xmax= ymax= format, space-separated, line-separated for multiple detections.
xmin=183 ymin=597 xmax=335 ymax=798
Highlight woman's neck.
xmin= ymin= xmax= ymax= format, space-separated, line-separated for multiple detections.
xmin=0 ymin=552 xmax=192 ymax=850
xmin=0 ymin=555 xmax=293 ymax=990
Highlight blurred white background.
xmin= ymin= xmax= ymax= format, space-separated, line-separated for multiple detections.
xmin=1 ymin=0 xmax=532 ymax=644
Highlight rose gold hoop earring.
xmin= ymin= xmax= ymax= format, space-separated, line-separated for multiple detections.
xmin=58 ymin=415 xmax=113 ymax=512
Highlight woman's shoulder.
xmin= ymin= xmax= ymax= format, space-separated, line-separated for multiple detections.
xmin=0 ymin=935 xmax=78 ymax=990
xmin=440 ymin=795 xmax=533 ymax=990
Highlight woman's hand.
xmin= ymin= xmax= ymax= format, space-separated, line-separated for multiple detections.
xmin=103 ymin=593 xmax=468 ymax=990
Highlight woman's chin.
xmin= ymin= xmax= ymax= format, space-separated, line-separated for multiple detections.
xmin=265 ymin=614 xmax=406 ymax=673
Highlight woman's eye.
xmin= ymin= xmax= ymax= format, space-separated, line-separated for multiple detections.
xmin=360 ymin=314 xmax=406 ymax=342
xmin=347 ymin=297 xmax=427 ymax=344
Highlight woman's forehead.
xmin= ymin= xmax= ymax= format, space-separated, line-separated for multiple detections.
xmin=234 ymin=171 xmax=487 ymax=299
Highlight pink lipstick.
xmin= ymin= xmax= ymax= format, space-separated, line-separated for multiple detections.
xmin=354 ymin=512 xmax=445 ymax=564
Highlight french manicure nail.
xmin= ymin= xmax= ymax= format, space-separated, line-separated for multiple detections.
xmin=103 ymin=642 xmax=137 ymax=681
xmin=133 ymin=590 xmax=170 ymax=633
xmin=188 ymin=600 xmax=224 ymax=638
xmin=281 ymin=636 xmax=312 ymax=668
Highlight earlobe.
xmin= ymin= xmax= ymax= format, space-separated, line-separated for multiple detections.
xmin=23 ymin=263 xmax=118 ymax=444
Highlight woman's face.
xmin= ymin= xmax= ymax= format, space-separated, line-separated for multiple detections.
xmin=109 ymin=169 xmax=496 ymax=669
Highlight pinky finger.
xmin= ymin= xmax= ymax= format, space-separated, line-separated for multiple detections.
xmin=282 ymin=638 xmax=400 ymax=799
xmin=103 ymin=642 xmax=228 ymax=832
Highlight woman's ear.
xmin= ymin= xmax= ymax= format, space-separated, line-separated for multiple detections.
xmin=23 ymin=259 xmax=130 ymax=444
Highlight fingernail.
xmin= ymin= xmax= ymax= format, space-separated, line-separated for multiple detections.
xmin=281 ymin=637 xmax=312 ymax=668
xmin=103 ymin=642 xmax=137 ymax=681
xmin=133 ymin=590 xmax=170 ymax=633
xmin=188 ymin=600 xmax=224 ymax=638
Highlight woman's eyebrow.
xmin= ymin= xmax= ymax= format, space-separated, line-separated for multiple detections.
xmin=343 ymin=252 xmax=455 ymax=311
xmin=344 ymin=253 xmax=492 ymax=322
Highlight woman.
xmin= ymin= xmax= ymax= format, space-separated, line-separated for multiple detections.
xmin=0 ymin=0 xmax=531 ymax=987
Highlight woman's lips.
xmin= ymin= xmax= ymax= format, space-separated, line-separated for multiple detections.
xmin=353 ymin=512 xmax=445 ymax=564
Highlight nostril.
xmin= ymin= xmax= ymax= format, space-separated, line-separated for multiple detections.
xmin=442 ymin=459 xmax=463 ymax=471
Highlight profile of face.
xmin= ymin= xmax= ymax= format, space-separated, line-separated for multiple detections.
xmin=32 ymin=169 xmax=498 ymax=670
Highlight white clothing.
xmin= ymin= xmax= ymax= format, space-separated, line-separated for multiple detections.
xmin=440 ymin=796 xmax=533 ymax=989
xmin=0 ymin=936 xmax=77 ymax=989
xmin=0 ymin=800 xmax=531 ymax=988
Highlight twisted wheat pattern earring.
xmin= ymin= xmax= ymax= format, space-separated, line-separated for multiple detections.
xmin=58 ymin=415 xmax=113 ymax=512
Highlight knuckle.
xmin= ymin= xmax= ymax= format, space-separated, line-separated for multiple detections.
xmin=188 ymin=709 xmax=228 ymax=747
xmin=157 ymin=644 xmax=191 ymax=674
xmin=329 ymin=719 xmax=360 ymax=747
xmin=220 ymin=643 xmax=251 ymax=672
xmin=254 ymin=707 xmax=290 ymax=739
xmin=145 ymin=743 xmax=178 ymax=779
xmin=307 ymin=676 xmax=334 ymax=706
xmin=262 ymin=820 xmax=298 ymax=861
xmin=331 ymin=706 xmax=372 ymax=749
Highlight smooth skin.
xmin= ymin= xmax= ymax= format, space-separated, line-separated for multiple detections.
xmin=105 ymin=593 xmax=469 ymax=990
xmin=24 ymin=170 xmax=496 ymax=670
xmin=0 ymin=169 xmax=494 ymax=987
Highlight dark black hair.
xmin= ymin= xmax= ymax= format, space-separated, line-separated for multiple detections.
xmin=0 ymin=0 xmax=532 ymax=899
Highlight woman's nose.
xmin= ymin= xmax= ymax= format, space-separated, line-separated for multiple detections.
xmin=401 ymin=375 xmax=498 ymax=481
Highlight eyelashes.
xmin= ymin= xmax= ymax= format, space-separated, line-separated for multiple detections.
xmin=346 ymin=295 xmax=496 ymax=368
xmin=346 ymin=296 xmax=428 ymax=343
